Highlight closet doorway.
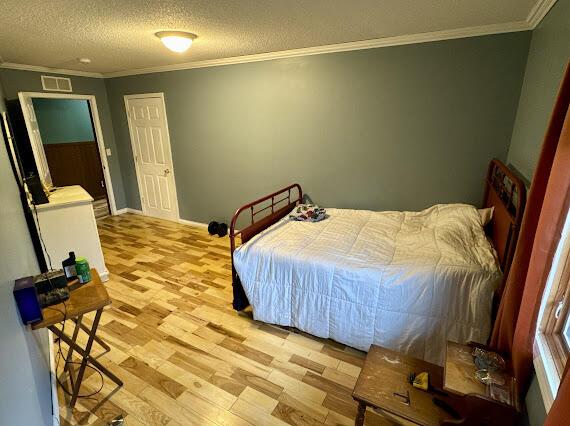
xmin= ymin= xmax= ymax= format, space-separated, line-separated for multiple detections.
xmin=18 ymin=92 xmax=116 ymax=219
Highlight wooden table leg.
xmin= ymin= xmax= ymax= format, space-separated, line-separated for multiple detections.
xmin=50 ymin=325 xmax=123 ymax=388
xmin=64 ymin=314 xmax=83 ymax=385
xmin=73 ymin=317 xmax=111 ymax=352
xmin=69 ymin=309 xmax=103 ymax=407
xmin=355 ymin=401 xmax=366 ymax=426
xmin=49 ymin=308 xmax=123 ymax=408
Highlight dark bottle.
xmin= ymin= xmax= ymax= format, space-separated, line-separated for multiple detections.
xmin=62 ymin=251 xmax=77 ymax=280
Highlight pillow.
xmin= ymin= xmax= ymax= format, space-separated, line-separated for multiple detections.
xmin=289 ymin=204 xmax=327 ymax=222
xmin=478 ymin=207 xmax=494 ymax=226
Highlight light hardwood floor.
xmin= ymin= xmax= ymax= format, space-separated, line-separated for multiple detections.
xmin=57 ymin=213 xmax=391 ymax=425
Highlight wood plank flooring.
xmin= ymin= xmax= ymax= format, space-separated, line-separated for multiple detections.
xmin=56 ymin=213 xmax=392 ymax=425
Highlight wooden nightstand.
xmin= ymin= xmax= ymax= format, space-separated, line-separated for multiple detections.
xmin=352 ymin=345 xmax=454 ymax=425
xmin=352 ymin=343 xmax=520 ymax=426
xmin=443 ymin=342 xmax=519 ymax=425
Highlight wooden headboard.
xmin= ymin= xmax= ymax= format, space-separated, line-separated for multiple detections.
xmin=482 ymin=159 xmax=527 ymax=278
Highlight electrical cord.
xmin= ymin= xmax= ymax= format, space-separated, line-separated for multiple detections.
xmin=32 ymin=200 xmax=104 ymax=399
xmin=32 ymin=202 xmax=53 ymax=271
xmin=51 ymin=311 xmax=104 ymax=398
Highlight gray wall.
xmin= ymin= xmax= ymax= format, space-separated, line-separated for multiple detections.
xmin=0 ymin=84 xmax=53 ymax=425
xmin=525 ymin=375 xmax=547 ymax=426
xmin=33 ymin=98 xmax=95 ymax=144
xmin=506 ymin=0 xmax=570 ymax=180
xmin=0 ymin=68 xmax=127 ymax=209
xmin=106 ymin=32 xmax=531 ymax=223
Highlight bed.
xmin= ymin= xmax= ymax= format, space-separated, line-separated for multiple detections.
xmin=229 ymin=160 xmax=526 ymax=364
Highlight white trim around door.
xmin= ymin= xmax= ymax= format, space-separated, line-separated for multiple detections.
xmin=124 ymin=93 xmax=180 ymax=221
xmin=17 ymin=92 xmax=118 ymax=215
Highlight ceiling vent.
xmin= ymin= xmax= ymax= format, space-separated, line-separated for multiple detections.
xmin=41 ymin=75 xmax=72 ymax=92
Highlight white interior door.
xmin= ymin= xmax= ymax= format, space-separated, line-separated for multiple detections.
xmin=126 ymin=95 xmax=179 ymax=221
xmin=18 ymin=93 xmax=53 ymax=188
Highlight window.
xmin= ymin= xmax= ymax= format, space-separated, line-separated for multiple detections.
xmin=535 ymin=207 xmax=570 ymax=411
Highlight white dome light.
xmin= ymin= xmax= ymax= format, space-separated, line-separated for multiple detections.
xmin=155 ymin=31 xmax=197 ymax=53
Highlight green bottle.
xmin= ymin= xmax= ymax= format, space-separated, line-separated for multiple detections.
xmin=75 ymin=257 xmax=91 ymax=284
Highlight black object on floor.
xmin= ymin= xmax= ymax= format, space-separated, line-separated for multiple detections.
xmin=208 ymin=221 xmax=219 ymax=235
xmin=208 ymin=221 xmax=228 ymax=237
xmin=217 ymin=223 xmax=228 ymax=237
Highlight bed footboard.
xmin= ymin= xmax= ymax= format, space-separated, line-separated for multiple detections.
xmin=229 ymin=184 xmax=303 ymax=310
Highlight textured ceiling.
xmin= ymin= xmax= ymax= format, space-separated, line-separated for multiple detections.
xmin=0 ymin=0 xmax=539 ymax=75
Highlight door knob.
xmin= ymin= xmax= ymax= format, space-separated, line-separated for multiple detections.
xmin=164 ymin=168 xmax=171 ymax=176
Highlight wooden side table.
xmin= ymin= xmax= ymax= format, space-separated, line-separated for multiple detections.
xmin=32 ymin=269 xmax=123 ymax=407
xmin=352 ymin=345 xmax=453 ymax=426
xmin=443 ymin=342 xmax=519 ymax=425
xmin=353 ymin=343 xmax=520 ymax=426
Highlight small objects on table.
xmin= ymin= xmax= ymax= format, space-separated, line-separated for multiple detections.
xmin=75 ymin=256 xmax=92 ymax=284
xmin=408 ymin=371 xmax=429 ymax=391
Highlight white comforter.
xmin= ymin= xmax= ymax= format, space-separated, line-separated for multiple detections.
xmin=233 ymin=204 xmax=501 ymax=365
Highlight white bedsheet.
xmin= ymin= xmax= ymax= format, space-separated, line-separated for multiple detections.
xmin=233 ymin=204 xmax=501 ymax=365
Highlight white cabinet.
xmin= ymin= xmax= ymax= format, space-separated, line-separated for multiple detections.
xmin=31 ymin=185 xmax=108 ymax=281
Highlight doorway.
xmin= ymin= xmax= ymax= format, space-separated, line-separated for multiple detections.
xmin=124 ymin=93 xmax=179 ymax=221
xmin=18 ymin=92 xmax=117 ymax=217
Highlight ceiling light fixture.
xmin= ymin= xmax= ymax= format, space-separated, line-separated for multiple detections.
xmin=155 ymin=31 xmax=197 ymax=53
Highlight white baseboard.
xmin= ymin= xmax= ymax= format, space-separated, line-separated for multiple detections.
xmin=114 ymin=208 xmax=143 ymax=216
xmin=48 ymin=330 xmax=59 ymax=426
xmin=127 ymin=208 xmax=144 ymax=215
xmin=178 ymin=218 xmax=208 ymax=228
xmin=115 ymin=208 xmax=208 ymax=229
xmin=99 ymin=270 xmax=110 ymax=282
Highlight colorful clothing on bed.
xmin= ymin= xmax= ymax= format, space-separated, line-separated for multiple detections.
xmin=289 ymin=204 xmax=327 ymax=222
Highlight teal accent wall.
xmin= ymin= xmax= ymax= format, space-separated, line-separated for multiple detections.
xmin=32 ymin=98 xmax=95 ymax=144
xmin=0 ymin=68 xmax=127 ymax=209
xmin=506 ymin=0 xmax=570 ymax=180
xmin=105 ymin=32 xmax=531 ymax=223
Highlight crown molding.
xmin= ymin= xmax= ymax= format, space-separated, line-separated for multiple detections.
xmin=527 ymin=0 xmax=558 ymax=28
xmin=0 ymin=62 xmax=104 ymax=78
xmin=104 ymin=21 xmax=531 ymax=78
xmin=0 ymin=0 xmax=558 ymax=80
